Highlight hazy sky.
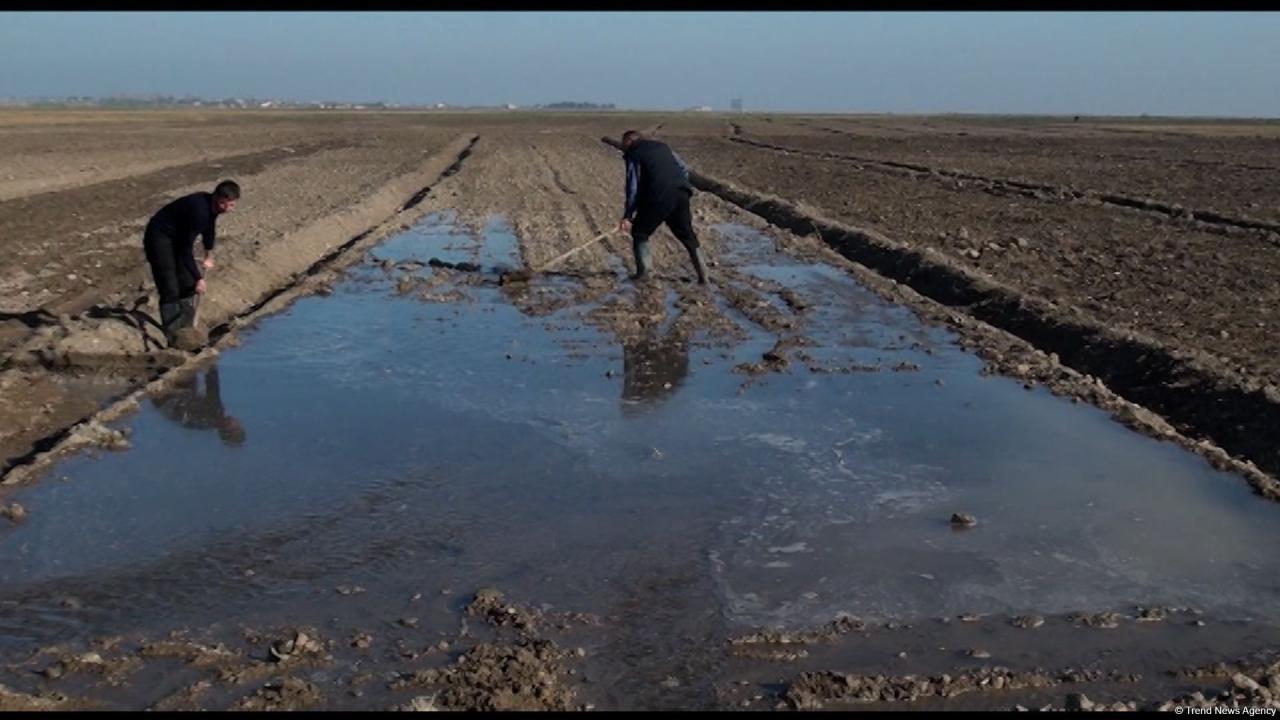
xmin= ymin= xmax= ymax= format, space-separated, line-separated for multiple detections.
xmin=3 ymin=12 xmax=1277 ymax=116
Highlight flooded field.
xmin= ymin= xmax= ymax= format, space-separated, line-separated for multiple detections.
xmin=3 ymin=211 xmax=1280 ymax=710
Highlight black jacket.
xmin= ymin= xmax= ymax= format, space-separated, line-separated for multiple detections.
xmin=146 ymin=192 xmax=219 ymax=280
xmin=623 ymin=140 xmax=692 ymax=219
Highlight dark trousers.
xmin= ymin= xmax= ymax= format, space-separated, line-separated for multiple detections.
xmin=630 ymin=190 xmax=707 ymax=281
xmin=143 ymin=226 xmax=198 ymax=338
xmin=144 ymin=227 xmax=198 ymax=304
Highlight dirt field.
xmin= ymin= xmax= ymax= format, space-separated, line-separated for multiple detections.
xmin=3 ymin=109 xmax=1280 ymax=711
xmin=657 ymin=115 xmax=1280 ymax=483
xmin=0 ymin=110 xmax=475 ymax=477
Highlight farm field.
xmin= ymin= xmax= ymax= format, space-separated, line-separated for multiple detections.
xmin=1 ymin=110 xmax=1279 ymax=711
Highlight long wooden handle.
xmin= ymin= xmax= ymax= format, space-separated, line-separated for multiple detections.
xmin=534 ymin=229 xmax=616 ymax=273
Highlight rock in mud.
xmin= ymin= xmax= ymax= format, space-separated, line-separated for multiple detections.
xmin=68 ymin=420 xmax=131 ymax=452
xmin=36 ymin=649 xmax=137 ymax=686
xmin=1232 ymin=673 xmax=1266 ymax=695
xmin=0 ymin=684 xmax=71 ymax=711
xmin=1135 ymin=606 xmax=1168 ymax=622
xmin=465 ymin=588 xmax=540 ymax=632
xmin=397 ymin=694 xmax=440 ymax=711
xmin=1069 ymin=611 xmax=1122 ymax=629
xmin=268 ymin=630 xmax=325 ymax=663
xmin=390 ymin=640 xmax=577 ymax=711
xmin=950 ymin=512 xmax=978 ymax=528
xmin=777 ymin=288 xmax=809 ymax=312
xmin=0 ymin=502 xmax=25 ymax=523
xmin=731 ymin=616 xmax=867 ymax=648
xmin=1065 ymin=692 xmax=1094 ymax=711
xmin=139 ymin=639 xmax=238 ymax=669
xmin=170 ymin=327 xmax=206 ymax=352
xmin=233 ymin=677 xmax=323 ymax=711
xmin=1012 ymin=615 xmax=1045 ymax=629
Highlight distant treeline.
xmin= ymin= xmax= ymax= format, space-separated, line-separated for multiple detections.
xmin=537 ymin=102 xmax=617 ymax=110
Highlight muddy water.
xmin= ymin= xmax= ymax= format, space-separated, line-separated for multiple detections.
xmin=2 ymin=213 xmax=1279 ymax=709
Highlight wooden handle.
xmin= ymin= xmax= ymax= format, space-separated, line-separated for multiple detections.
xmin=533 ymin=229 xmax=616 ymax=273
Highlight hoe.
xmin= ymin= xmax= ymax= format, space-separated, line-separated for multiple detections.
xmin=499 ymin=228 xmax=619 ymax=285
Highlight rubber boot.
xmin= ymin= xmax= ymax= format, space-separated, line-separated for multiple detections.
xmin=632 ymin=238 xmax=652 ymax=281
xmin=159 ymin=301 xmax=183 ymax=345
xmin=165 ymin=297 xmax=203 ymax=351
xmin=176 ymin=296 xmax=199 ymax=331
xmin=689 ymin=246 xmax=710 ymax=285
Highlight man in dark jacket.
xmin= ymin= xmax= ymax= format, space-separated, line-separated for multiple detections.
xmin=143 ymin=180 xmax=239 ymax=347
xmin=617 ymin=131 xmax=709 ymax=284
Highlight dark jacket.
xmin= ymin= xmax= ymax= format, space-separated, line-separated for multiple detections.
xmin=623 ymin=139 xmax=693 ymax=220
xmin=146 ymin=192 xmax=218 ymax=280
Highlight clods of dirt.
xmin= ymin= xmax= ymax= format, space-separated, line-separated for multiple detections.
xmin=390 ymin=639 xmax=579 ymax=711
xmin=0 ymin=502 xmax=25 ymax=523
xmin=233 ymin=677 xmax=324 ymax=711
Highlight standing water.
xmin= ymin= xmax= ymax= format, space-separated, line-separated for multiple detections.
xmin=1 ymin=213 xmax=1278 ymax=709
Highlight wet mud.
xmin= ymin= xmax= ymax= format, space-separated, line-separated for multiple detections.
xmin=3 ymin=149 xmax=1280 ymax=710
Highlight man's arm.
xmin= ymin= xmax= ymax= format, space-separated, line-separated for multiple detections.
xmin=202 ymin=220 xmax=216 ymax=252
xmin=201 ymin=220 xmax=216 ymax=269
xmin=623 ymin=158 xmax=639 ymax=220
xmin=179 ymin=236 xmax=204 ymax=287
xmin=672 ymin=151 xmax=689 ymax=179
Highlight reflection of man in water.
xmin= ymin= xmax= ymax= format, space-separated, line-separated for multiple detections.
xmin=622 ymin=330 xmax=690 ymax=408
xmin=151 ymin=366 xmax=246 ymax=446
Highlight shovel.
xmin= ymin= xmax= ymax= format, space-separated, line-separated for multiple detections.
xmin=500 ymin=228 xmax=618 ymax=285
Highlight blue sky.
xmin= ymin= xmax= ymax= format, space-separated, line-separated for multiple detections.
xmin=2 ymin=12 xmax=1277 ymax=116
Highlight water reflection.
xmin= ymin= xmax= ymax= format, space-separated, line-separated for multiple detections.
xmin=622 ymin=329 xmax=690 ymax=410
xmin=150 ymin=366 xmax=246 ymax=446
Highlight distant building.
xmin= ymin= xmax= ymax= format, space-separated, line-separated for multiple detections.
xmin=731 ymin=98 xmax=744 ymax=112
xmin=505 ymin=103 xmax=518 ymax=110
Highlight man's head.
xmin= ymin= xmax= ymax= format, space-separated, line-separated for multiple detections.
xmin=213 ymin=180 xmax=240 ymax=214
xmin=621 ymin=130 xmax=642 ymax=150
